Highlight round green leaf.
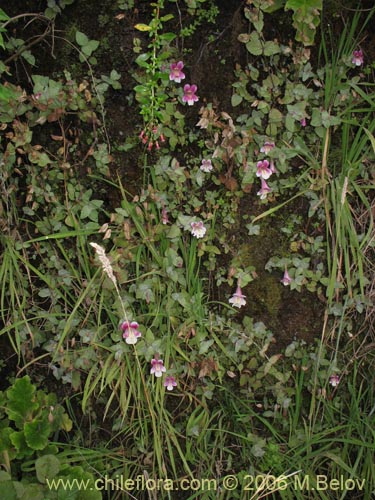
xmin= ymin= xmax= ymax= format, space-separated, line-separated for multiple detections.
xmin=35 ymin=454 xmax=60 ymax=484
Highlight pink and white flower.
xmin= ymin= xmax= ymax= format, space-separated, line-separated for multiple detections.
xmin=260 ymin=141 xmax=275 ymax=154
xmin=280 ymin=268 xmax=292 ymax=286
xmin=169 ymin=61 xmax=185 ymax=83
xmin=190 ymin=221 xmax=206 ymax=238
xmin=182 ymin=84 xmax=199 ymax=106
xmin=120 ymin=321 xmax=142 ymax=345
xmin=256 ymin=160 xmax=272 ymax=180
xmin=150 ymin=358 xmax=167 ymax=378
xmin=352 ymin=49 xmax=364 ymax=66
xmin=329 ymin=374 xmax=340 ymax=387
xmin=229 ymin=284 xmax=246 ymax=308
xmin=200 ymin=159 xmax=213 ymax=172
xmin=164 ymin=376 xmax=177 ymax=391
xmin=257 ymin=178 xmax=272 ymax=199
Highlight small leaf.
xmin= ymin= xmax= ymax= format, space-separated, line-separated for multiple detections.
xmin=231 ymin=93 xmax=243 ymax=107
xmin=135 ymin=53 xmax=150 ymax=68
xmin=263 ymin=41 xmax=281 ymax=56
xmin=75 ymin=31 xmax=89 ymax=46
xmin=134 ymin=23 xmax=152 ymax=32
xmin=246 ymin=32 xmax=262 ymax=56
xmin=0 ymin=8 xmax=10 ymax=21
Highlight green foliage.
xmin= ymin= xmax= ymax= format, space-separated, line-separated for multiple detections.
xmin=75 ymin=30 xmax=100 ymax=64
xmin=1 ymin=0 xmax=375 ymax=497
xmin=285 ymin=0 xmax=322 ymax=46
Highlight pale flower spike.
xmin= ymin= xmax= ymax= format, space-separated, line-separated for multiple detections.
xmin=89 ymin=243 xmax=117 ymax=287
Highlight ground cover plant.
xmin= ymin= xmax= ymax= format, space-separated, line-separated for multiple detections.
xmin=1 ymin=0 xmax=375 ymax=499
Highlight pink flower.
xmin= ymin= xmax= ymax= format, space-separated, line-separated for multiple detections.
xmin=329 ymin=374 xmax=340 ymax=387
xmin=169 ymin=61 xmax=185 ymax=83
xmin=161 ymin=206 xmax=169 ymax=224
xmin=150 ymin=358 xmax=167 ymax=378
xmin=257 ymin=178 xmax=272 ymax=199
xmin=200 ymin=159 xmax=213 ymax=172
xmin=256 ymin=160 xmax=272 ymax=180
xmin=352 ymin=49 xmax=364 ymax=66
xmin=164 ymin=376 xmax=177 ymax=391
xmin=139 ymin=130 xmax=148 ymax=144
xmin=182 ymin=84 xmax=199 ymax=106
xmin=260 ymin=141 xmax=275 ymax=154
xmin=190 ymin=221 xmax=206 ymax=238
xmin=300 ymin=117 xmax=307 ymax=127
xmin=120 ymin=321 xmax=142 ymax=345
xmin=270 ymin=160 xmax=277 ymax=174
xmin=229 ymin=284 xmax=246 ymax=308
xmin=280 ymin=268 xmax=292 ymax=286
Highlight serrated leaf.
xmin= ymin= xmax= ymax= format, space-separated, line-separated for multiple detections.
xmin=35 ymin=455 xmax=60 ymax=484
xmin=24 ymin=416 xmax=51 ymax=450
xmin=6 ymin=376 xmax=39 ymax=428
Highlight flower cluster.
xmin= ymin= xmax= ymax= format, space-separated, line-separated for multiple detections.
xmin=119 ymin=320 xmax=177 ymax=391
xmin=169 ymin=60 xmax=199 ymax=106
xmin=256 ymin=141 xmax=276 ymax=200
xmin=138 ymin=60 xmax=199 ymax=150
xmin=139 ymin=125 xmax=166 ymax=151
xmin=150 ymin=357 xmax=177 ymax=390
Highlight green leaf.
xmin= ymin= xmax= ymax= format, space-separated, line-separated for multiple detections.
xmin=160 ymin=14 xmax=174 ymax=22
xmin=9 ymin=430 xmax=32 ymax=457
xmin=0 ymin=481 xmax=18 ymax=500
xmin=263 ymin=41 xmax=281 ymax=56
xmin=80 ymin=204 xmax=93 ymax=219
xmin=166 ymin=225 xmax=181 ymax=239
xmin=135 ymin=53 xmax=150 ymax=68
xmin=0 ymin=84 xmax=16 ymax=102
xmin=75 ymin=30 xmax=89 ymax=46
xmin=246 ymin=32 xmax=262 ymax=56
xmin=35 ymin=455 xmax=60 ymax=484
xmin=134 ymin=23 xmax=151 ymax=32
xmin=81 ymin=40 xmax=99 ymax=56
xmin=0 ymin=8 xmax=10 ymax=21
xmin=110 ymin=69 xmax=121 ymax=80
xmin=285 ymin=0 xmax=322 ymax=8
xmin=6 ymin=376 xmax=39 ymax=428
xmin=24 ymin=416 xmax=51 ymax=450
xmin=231 ymin=93 xmax=243 ymax=107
